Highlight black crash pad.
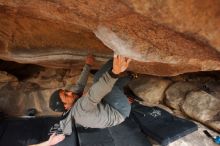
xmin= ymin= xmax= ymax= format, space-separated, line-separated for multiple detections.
xmin=0 ymin=115 xmax=152 ymax=146
xmin=0 ymin=104 xmax=198 ymax=146
xmin=76 ymin=116 xmax=152 ymax=146
xmin=56 ymin=126 xmax=78 ymax=146
xmin=0 ymin=117 xmax=78 ymax=146
xmin=132 ymin=103 xmax=198 ymax=146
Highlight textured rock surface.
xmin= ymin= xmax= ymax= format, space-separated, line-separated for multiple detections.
xmin=0 ymin=71 xmax=17 ymax=82
xmin=0 ymin=1 xmax=220 ymax=76
xmin=182 ymin=90 xmax=220 ymax=131
xmin=0 ymin=71 xmax=17 ymax=88
xmin=165 ymin=81 xmax=198 ymax=110
xmin=0 ymin=67 xmax=93 ymax=116
xmin=126 ymin=0 xmax=220 ymax=51
xmin=128 ymin=75 xmax=171 ymax=104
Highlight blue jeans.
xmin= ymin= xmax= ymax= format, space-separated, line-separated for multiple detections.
xmin=93 ymin=59 xmax=131 ymax=118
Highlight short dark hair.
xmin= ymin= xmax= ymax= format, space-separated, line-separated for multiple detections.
xmin=49 ymin=89 xmax=65 ymax=112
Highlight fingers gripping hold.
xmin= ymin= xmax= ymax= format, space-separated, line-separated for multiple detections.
xmin=112 ymin=54 xmax=132 ymax=75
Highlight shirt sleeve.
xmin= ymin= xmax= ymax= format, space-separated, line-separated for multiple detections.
xmin=76 ymin=70 xmax=118 ymax=112
xmin=70 ymin=64 xmax=91 ymax=94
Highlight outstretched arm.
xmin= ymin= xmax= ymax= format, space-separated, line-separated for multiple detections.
xmin=78 ymin=54 xmax=131 ymax=111
xmin=29 ymin=133 xmax=65 ymax=146
xmin=72 ymin=55 xmax=95 ymax=94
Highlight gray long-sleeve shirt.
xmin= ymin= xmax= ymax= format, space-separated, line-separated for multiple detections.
xmin=66 ymin=64 xmax=91 ymax=95
xmin=60 ymin=64 xmax=125 ymax=135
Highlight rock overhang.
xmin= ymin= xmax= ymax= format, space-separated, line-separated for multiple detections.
xmin=0 ymin=0 xmax=220 ymax=76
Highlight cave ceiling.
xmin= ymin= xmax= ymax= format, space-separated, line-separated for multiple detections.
xmin=0 ymin=0 xmax=220 ymax=76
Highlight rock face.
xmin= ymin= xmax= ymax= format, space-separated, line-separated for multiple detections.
xmin=0 ymin=67 xmax=94 ymax=116
xmin=128 ymin=75 xmax=171 ymax=104
xmin=165 ymin=82 xmax=198 ymax=110
xmin=182 ymin=90 xmax=220 ymax=132
xmin=0 ymin=0 xmax=220 ymax=76
xmin=126 ymin=0 xmax=220 ymax=51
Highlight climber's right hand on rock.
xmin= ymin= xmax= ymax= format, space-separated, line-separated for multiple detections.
xmin=112 ymin=54 xmax=131 ymax=75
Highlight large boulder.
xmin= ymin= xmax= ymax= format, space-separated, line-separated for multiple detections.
xmin=182 ymin=90 xmax=220 ymax=131
xmin=128 ymin=75 xmax=171 ymax=104
xmin=165 ymin=81 xmax=198 ymax=110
